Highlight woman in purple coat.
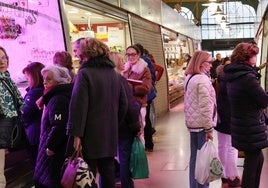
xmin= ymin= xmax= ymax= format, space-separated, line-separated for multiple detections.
xmin=34 ymin=65 xmax=73 ymax=188
xmin=21 ymin=62 xmax=44 ymax=169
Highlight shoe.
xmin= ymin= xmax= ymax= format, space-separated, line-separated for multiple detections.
xmin=227 ymin=177 xmax=241 ymax=187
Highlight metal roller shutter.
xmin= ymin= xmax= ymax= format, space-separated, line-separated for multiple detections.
xmin=128 ymin=14 xmax=168 ymax=116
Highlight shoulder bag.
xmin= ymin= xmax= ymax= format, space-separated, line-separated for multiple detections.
xmin=1 ymin=79 xmax=29 ymax=152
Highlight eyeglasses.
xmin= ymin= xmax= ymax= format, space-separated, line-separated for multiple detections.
xmin=0 ymin=56 xmax=8 ymax=61
xmin=125 ymin=53 xmax=137 ymax=57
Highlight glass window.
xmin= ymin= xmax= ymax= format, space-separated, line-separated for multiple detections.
xmin=200 ymin=1 xmax=256 ymax=39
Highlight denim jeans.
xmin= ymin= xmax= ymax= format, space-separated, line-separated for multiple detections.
xmin=118 ymin=135 xmax=134 ymax=188
xmin=189 ymin=131 xmax=209 ymax=188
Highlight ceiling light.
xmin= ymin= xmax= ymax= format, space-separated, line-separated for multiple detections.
xmin=211 ymin=5 xmax=226 ymax=16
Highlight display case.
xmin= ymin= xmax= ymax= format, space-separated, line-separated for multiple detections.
xmin=167 ymin=67 xmax=185 ymax=108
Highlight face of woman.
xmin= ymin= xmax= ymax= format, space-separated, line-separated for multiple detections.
xmin=201 ymin=60 xmax=212 ymax=73
xmin=43 ymin=71 xmax=58 ymax=89
xmin=126 ymin=48 xmax=139 ymax=65
xmin=118 ymin=57 xmax=125 ymax=71
xmin=248 ymin=55 xmax=257 ymax=67
xmin=25 ymin=72 xmax=33 ymax=87
xmin=0 ymin=50 xmax=8 ymax=73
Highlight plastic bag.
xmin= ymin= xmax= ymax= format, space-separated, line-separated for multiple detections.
xmin=195 ymin=140 xmax=223 ymax=184
xmin=130 ymin=137 xmax=149 ymax=179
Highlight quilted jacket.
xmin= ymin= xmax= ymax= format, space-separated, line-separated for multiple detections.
xmin=184 ymin=73 xmax=217 ymax=132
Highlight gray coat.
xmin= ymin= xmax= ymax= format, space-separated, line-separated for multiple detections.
xmin=67 ymin=57 xmax=128 ymax=159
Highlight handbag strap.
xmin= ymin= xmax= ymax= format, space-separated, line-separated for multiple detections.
xmin=185 ymin=74 xmax=197 ymax=91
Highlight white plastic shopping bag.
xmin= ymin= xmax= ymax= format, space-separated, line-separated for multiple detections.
xmin=195 ymin=140 xmax=223 ymax=184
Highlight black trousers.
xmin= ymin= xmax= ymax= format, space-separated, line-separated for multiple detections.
xmin=87 ymin=157 xmax=115 ymax=188
xmin=242 ymin=150 xmax=264 ymax=188
xmin=144 ymin=100 xmax=154 ymax=150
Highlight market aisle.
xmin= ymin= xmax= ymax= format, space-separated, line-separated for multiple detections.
xmin=133 ymin=101 xmax=268 ymax=188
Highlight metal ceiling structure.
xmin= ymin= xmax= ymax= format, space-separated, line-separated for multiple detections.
xmin=163 ymin=0 xmax=260 ymax=25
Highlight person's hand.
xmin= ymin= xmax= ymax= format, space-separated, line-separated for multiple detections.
xmin=206 ymin=131 xmax=213 ymax=141
xmin=46 ymin=148 xmax=55 ymax=156
xmin=74 ymin=136 xmax=81 ymax=151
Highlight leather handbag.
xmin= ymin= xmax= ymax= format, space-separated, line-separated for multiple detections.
xmin=61 ymin=149 xmax=97 ymax=188
xmin=61 ymin=150 xmax=79 ymax=188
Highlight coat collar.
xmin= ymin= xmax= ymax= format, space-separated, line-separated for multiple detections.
xmin=124 ymin=58 xmax=148 ymax=74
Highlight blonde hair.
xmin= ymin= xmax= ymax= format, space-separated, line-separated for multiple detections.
xmin=185 ymin=51 xmax=212 ymax=75
xmin=79 ymin=38 xmax=110 ymax=61
xmin=109 ymin=51 xmax=124 ymax=67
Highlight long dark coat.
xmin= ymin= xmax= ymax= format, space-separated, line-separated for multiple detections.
xmin=67 ymin=56 xmax=128 ymax=159
xmin=224 ymin=63 xmax=268 ymax=151
xmin=34 ymin=84 xmax=73 ymax=187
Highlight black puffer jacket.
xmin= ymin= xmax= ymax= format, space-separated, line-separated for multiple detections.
xmin=215 ymin=65 xmax=231 ymax=134
xmin=34 ymin=84 xmax=73 ymax=187
xmin=21 ymin=86 xmax=44 ymax=145
xmin=224 ymin=63 xmax=268 ymax=151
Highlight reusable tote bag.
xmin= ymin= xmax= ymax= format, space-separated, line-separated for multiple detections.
xmin=130 ymin=137 xmax=149 ymax=179
xmin=195 ymin=140 xmax=223 ymax=184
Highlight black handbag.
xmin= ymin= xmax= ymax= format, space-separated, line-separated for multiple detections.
xmin=1 ymin=79 xmax=29 ymax=152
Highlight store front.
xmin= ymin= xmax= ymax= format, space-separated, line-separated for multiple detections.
xmin=64 ymin=1 xmax=131 ymax=73
xmin=0 ymin=0 xmax=67 ymax=95
xmin=162 ymin=27 xmax=195 ymax=108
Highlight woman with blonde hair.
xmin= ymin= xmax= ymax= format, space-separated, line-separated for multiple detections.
xmin=109 ymin=51 xmax=125 ymax=73
xmin=224 ymin=42 xmax=268 ymax=188
xmin=184 ymin=50 xmax=217 ymax=188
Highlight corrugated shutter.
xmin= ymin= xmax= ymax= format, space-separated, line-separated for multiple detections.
xmin=128 ymin=14 xmax=168 ymax=116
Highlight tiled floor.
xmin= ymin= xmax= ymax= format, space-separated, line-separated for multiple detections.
xmin=133 ymin=102 xmax=268 ymax=188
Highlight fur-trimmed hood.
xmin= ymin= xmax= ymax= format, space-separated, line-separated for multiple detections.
xmin=123 ymin=58 xmax=148 ymax=74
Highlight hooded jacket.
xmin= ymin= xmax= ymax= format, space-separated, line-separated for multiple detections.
xmin=224 ymin=63 xmax=268 ymax=151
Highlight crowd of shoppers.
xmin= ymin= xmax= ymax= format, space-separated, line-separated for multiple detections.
xmin=3 ymin=36 xmax=268 ymax=188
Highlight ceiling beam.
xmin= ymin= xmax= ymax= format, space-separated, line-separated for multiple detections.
xmin=163 ymin=0 xmax=209 ymax=2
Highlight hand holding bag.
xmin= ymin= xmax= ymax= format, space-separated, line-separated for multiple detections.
xmin=130 ymin=137 xmax=149 ymax=179
xmin=195 ymin=140 xmax=223 ymax=184
xmin=61 ymin=149 xmax=97 ymax=188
